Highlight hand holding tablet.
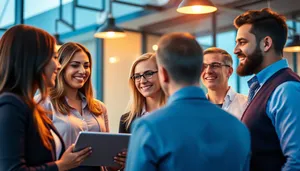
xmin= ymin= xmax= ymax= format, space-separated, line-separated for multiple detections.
xmin=73 ymin=132 xmax=130 ymax=167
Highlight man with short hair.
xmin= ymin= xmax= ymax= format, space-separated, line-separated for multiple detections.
xmin=201 ymin=47 xmax=247 ymax=119
xmin=234 ymin=8 xmax=300 ymax=171
xmin=125 ymin=33 xmax=251 ymax=171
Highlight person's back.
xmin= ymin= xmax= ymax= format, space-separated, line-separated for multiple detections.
xmin=126 ymin=33 xmax=250 ymax=171
xmin=127 ymin=86 xmax=250 ymax=171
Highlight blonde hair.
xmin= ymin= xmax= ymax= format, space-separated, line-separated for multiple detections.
xmin=124 ymin=53 xmax=166 ymax=129
xmin=50 ymin=42 xmax=103 ymax=115
xmin=203 ymin=47 xmax=233 ymax=66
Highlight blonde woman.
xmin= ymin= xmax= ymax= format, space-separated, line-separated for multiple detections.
xmin=119 ymin=53 xmax=166 ymax=133
xmin=37 ymin=42 xmax=123 ymax=171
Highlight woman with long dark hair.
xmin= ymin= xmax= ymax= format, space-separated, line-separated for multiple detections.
xmin=0 ymin=24 xmax=91 ymax=171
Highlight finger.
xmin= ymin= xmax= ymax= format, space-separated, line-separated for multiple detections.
xmin=66 ymin=144 xmax=75 ymax=153
xmin=77 ymin=149 xmax=92 ymax=161
xmin=115 ymin=162 xmax=125 ymax=170
xmin=117 ymin=152 xmax=127 ymax=158
xmin=114 ymin=156 xmax=126 ymax=162
xmin=75 ymin=147 xmax=92 ymax=157
xmin=114 ymin=160 xmax=125 ymax=168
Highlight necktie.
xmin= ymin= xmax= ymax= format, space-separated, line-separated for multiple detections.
xmin=247 ymin=76 xmax=260 ymax=104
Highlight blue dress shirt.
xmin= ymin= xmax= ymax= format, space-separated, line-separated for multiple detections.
xmin=248 ymin=59 xmax=300 ymax=171
xmin=126 ymin=86 xmax=250 ymax=171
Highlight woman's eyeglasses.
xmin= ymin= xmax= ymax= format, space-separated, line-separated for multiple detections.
xmin=131 ymin=70 xmax=158 ymax=82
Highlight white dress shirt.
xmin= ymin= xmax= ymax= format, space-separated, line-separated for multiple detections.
xmin=222 ymin=87 xmax=247 ymax=119
xmin=207 ymin=87 xmax=247 ymax=120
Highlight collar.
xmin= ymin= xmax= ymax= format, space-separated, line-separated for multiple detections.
xmin=65 ymin=92 xmax=87 ymax=109
xmin=224 ymin=86 xmax=236 ymax=103
xmin=168 ymin=86 xmax=206 ymax=105
xmin=248 ymin=59 xmax=289 ymax=88
xmin=140 ymin=105 xmax=148 ymax=116
xmin=206 ymin=87 xmax=236 ymax=103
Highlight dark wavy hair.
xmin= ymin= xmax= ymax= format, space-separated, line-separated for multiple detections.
xmin=0 ymin=24 xmax=56 ymax=149
xmin=234 ymin=8 xmax=288 ymax=56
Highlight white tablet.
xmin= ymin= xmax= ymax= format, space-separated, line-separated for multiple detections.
xmin=74 ymin=131 xmax=131 ymax=167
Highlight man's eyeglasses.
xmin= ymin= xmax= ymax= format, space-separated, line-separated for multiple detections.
xmin=131 ymin=70 xmax=158 ymax=82
xmin=202 ymin=62 xmax=231 ymax=70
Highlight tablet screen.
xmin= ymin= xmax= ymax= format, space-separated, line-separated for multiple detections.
xmin=74 ymin=131 xmax=130 ymax=166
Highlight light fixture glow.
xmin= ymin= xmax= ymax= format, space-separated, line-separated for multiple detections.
xmin=109 ymin=57 xmax=120 ymax=63
xmin=191 ymin=5 xmax=202 ymax=13
xmin=284 ymin=35 xmax=300 ymax=52
xmin=106 ymin=31 xmax=115 ymax=38
xmin=284 ymin=46 xmax=300 ymax=52
xmin=177 ymin=0 xmax=217 ymax=14
xmin=152 ymin=45 xmax=158 ymax=51
xmin=94 ymin=17 xmax=126 ymax=39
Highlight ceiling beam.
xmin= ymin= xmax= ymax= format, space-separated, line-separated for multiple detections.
xmin=139 ymin=0 xmax=268 ymax=33
xmin=141 ymin=12 xmax=214 ymax=32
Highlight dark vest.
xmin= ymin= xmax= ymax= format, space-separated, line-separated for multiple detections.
xmin=242 ymin=68 xmax=300 ymax=171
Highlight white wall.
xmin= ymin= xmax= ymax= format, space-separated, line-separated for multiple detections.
xmin=103 ymin=31 xmax=142 ymax=132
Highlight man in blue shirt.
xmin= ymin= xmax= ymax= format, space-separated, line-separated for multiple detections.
xmin=234 ymin=8 xmax=300 ymax=171
xmin=125 ymin=33 xmax=251 ymax=171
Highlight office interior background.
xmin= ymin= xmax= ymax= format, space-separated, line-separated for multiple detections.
xmin=1 ymin=0 xmax=300 ymax=132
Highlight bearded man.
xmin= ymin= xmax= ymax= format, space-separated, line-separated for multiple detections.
xmin=234 ymin=8 xmax=300 ymax=171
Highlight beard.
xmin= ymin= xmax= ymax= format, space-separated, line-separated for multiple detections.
xmin=237 ymin=46 xmax=263 ymax=76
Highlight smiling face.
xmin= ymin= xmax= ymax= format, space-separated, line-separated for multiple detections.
xmin=234 ymin=24 xmax=264 ymax=76
xmin=133 ymin=58 xmax=161 ymax=98
xmin=43 ymin=48 xmax=61 ymax=87
xmin=201 ymin=53 xmax=232 ymax=91
xmin=63 ymin=51 xmax=91 ymax=90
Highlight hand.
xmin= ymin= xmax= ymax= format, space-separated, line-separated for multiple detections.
xmin=56 ymin=144 xmax=92 ymax=171
xmin=109 ymin=150 xmax=127 ymax=171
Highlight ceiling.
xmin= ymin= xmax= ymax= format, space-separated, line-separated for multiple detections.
xmin=119 ymin=0 xmax=300 ymax=36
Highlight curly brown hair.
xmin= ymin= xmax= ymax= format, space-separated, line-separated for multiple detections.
xmin=233 ymin=8 xmax=288 ymax=56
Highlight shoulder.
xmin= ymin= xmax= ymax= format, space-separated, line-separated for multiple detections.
xmin=227 ymin=87 xmax=247 ymax=102
xmin=235 ymin=92 xmax=247 ymax=99
xmin=120 ymin=112 xmax=130 ymax=120
xmin=0 ymin=93 xmax=31 ymax=120
xmin=233 ymin=93 xmax=248 ymax=103
xmin=276 ymin=80 xmax=300 ymax=91
xmin=136 ymin=106 xmax=171 ymax=127
xmin=34 ymin=94 xmax=52 ymax=104
xmin=267 ymin=81 xmax=300 ymax=105
xmin=266 ymin=81 xmax=300 ymax=119
xmin=0 ymin=93 xmax=28 ymax=109
xmin=34 ymin=94 xmax=52 ymax=110
xmin=271 ymin=81 xmax=300 ymax=99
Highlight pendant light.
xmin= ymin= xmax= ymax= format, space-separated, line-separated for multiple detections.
xmin=284 ymin=35 xmax=300 ymax=52
xmin=94 ymin=0 xmax=126 ymax=39
xmin=177 ymin=0 xmax=217 ymax=14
